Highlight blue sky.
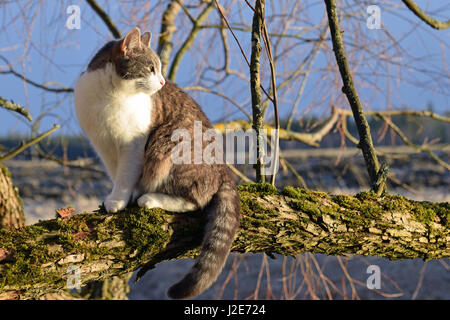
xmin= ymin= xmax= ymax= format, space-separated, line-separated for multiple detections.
xmin=0 ymin=0 xmax=448 ymax=137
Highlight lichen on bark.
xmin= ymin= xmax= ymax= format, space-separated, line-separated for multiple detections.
xmin=0 ymin=184 xmax=448 ymax=299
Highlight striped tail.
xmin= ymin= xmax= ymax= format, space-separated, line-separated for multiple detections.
xmin=167 ymin=180 xmax=241 ymax=299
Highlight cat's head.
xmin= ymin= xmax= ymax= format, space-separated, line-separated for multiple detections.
xmin=88 ymin=27 xmax=165 ymax=95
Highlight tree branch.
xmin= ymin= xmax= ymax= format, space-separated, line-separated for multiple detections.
xmin=85 ymin=0 xmax=122 ymax=39
xmin=0 ymin=125 xmax=60 ymax=163
xmin=0 ymin=184 xmax=448 ymax=299
xmin=324 ymin=0 xmax=384 ymax=194
xmin=402 ymin=0 xmax=450 ymax=30
xmin=213 ymin=106 xmax=339 ymax=148
xmin=0 ymin=97 xmax=32 ymax=122
xmin=250 ymin=0 xmax=266 ymax=183
xmin=158 ymin=0 xmax=184 ymax=76
xmin=167 ymin=1 xmax=215 ymax=81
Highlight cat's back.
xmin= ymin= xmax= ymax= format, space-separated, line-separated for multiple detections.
xmin=153 ymin=81 xmax=212 ymax=129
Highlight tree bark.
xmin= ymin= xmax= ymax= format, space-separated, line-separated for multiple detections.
xmin=0 ymin=166 xmax=25 ymax=230
xmin=0 ymin=184 xmax=448 ymax=299
xmin=324 ymin=0 xmax=385 ymax=194
xmin=250 ymin=0 xmax=266 ymax=183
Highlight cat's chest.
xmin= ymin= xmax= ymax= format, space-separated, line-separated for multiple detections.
xmin=76 ymin=83 xmax=152 ymax=144
xmin=100 ymin=93 xmax=152 ymax=140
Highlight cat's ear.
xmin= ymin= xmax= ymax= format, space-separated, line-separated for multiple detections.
xmin=121 ymin=27 xmax=142 ymax=55
xmin=141 ymin=32 xmax=152 ymax=48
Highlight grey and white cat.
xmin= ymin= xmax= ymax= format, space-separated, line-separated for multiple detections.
xmin=74 ymin=27 xmax=241 ymax=299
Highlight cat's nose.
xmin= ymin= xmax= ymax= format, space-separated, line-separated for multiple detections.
xmin=160 ymin=80 xmax=165 ymax=86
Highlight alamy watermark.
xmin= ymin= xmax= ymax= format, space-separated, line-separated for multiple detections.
xmin=66 ymin=265 xmax=81 ymax=290
xmin=366 ymin=5 xmax=381 ymax=30
xmin=66 ymin=5 xmax=81 ymax=30
xmin=366 ymin=265 xmax=381 ymax=289
xmin=171 ymin=121 xmax=279 ymax=174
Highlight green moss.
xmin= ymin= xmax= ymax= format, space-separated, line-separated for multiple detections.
xmin=1 ymin=165 xmax=12 ymax=179
xmin=290 ymin=199 xmax=321 ymax=217
xmin=121 ymin=207 xmax=170 ymax=252
xmin=0 ymin=206 xmax=173 ymax=290
xmin=381 ymin=194 xmax=410 ymax=211
xmin=333 ymin=194 xmax=361 ymax=210
xmin=355 ymin=191 xmax=378 ymax=202
xmin=282 ymin=186 xmax=330 ymax=201
xmin=0 ymin=225 xmax=64 ymax=289
xmin=432 ymin=202 xmax=450 ymax=228
xmin=412 ymin=205 xmax=436 ymax=226
xmin=238 ymin=183 xmax=278 ymax=195
xmin=240 ymin=191 xmax=278 ymax=219
xmin=359 ymin=203 xmax=382 ymax=217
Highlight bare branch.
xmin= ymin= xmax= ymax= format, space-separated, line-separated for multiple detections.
xmin=250 ymin=0 xmax=266 ymax=183
xmin=158 ymin=0 xmax=184 ymax=76
xmin=377 ymin=114 xmax=450 ymax=171
xmin=0 ymin=97 xmax=32 ymax=122
xmin=213 ymin=106 xmax=339 ymax=147
xmin=324 ymin=0 xmax=384 ymax=194
xmin=402 ymin=0 xmax=450 ymax=30
xmin=0 ymin=55 xmax=73 ymax=93
xmin=0 ymin=125 xmax=60 ymax=163
xmin=167 ymin=1 xmax=215 ymax=81
xmin=85 ymin=0 xmax=122 ymax=39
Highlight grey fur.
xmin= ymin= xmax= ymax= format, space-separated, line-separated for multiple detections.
xmin=141 ymin=81 xmax=241 ymax=299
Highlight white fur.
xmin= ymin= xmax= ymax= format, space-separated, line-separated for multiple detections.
xmin=74 ymin=63 xmax=164 ymax=213
xmin=137 ymin=193 xmax=198 ymax=212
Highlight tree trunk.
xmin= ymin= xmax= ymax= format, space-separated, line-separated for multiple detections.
xmin=0 ymin=166 xmax=25 ymax=230
xmin=0 ymin=184 xmax=448 ymax=299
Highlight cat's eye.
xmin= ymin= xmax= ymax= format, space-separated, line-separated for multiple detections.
xmin=150 ymin=66 xmax=155 ymax=73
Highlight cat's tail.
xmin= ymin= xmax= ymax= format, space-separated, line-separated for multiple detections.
xmin=167 ymin=180 xmax=241 ymax=299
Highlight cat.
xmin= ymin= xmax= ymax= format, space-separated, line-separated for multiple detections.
xmin=74 ymin=27 xmax=241 ymax=299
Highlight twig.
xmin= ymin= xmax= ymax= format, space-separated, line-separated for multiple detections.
xmin=259 ymin=5 xmax=279 ymax=186
xmin=0 ymin=96 xmax=32 ymax=122
xmin=286 ymin=26 xmax=328 ymax=130
xmin=0 ymin=125 xmax=60 ymax=163
xmin=213 ymin=107 xmax=339 ymax=147
xmin=336 ymin=108 xmax=450 ymax=123
xmin=377 ymin=113 xmax=450 ymax=170
xmin=226 ymin=164 xmax=253 ymax=184
xmin=402 ymin=0 xmax=450 ymax=30
xmin=0 ymin=55 xmax=73 ymax=93
xmin=411 ymin=262 xmax=427 ymax=300
xmin=184 ymin=85 xmax=252 ymax=120
xmin=85 ymin=0 xmax=122 ymax=39
xmin=214 ymin=0 xmax=273 ymax=102
xmin=167 ymin=1 xmax=215 ymax=81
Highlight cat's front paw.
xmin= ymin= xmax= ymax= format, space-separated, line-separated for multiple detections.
xmin=104 ymin=198 xmax=127 ymax=213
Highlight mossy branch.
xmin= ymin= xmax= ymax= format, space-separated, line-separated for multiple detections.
xmin=0 ymin=184 xmax=448 ymax=299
